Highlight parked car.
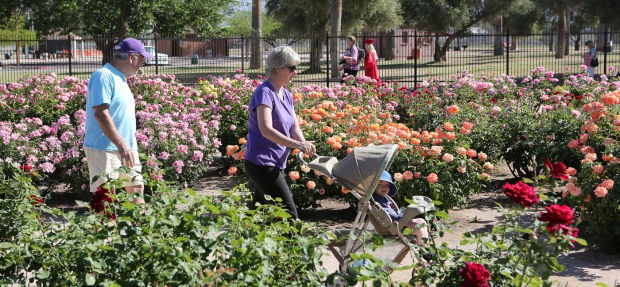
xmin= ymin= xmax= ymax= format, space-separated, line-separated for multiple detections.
xmin=143 ymin=46 xmax=169 ymax=65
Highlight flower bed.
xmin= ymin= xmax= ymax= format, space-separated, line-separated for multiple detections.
xmin=1 ymin=69 xmax=619 ymax=285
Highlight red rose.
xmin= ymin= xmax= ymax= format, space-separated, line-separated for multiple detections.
xmin=545 ymin=158 xmax=569 ymax=180
xmin=20 ymin=164 xmax=33 ymax=172
xmin=89 ymin=186 xmax=117 ymax=219
xmin=502 ymin=181 xmax=539 ymax=207
xmin=29 ymin=194 xmax=44 ymax=206
xmin=460 ymin=261 xmax=491 ymax=287
xmin=538 ymin=204 xmax=574 ymax=233
xmin=20 ymin=164 xmax=35 ymax=176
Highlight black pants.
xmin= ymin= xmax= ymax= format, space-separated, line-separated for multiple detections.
xmin=244 ymin=160 xmax=299 ymax=219
xmin=341 ymin=69 xmax=358 ymax=82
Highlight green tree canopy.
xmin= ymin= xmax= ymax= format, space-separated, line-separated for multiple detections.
xmin=27 ymin=0 xmax=236 ymax=63
xmin=400 ymin=0 xmax=518 ymax=61
xmin=221 ymin=9 xmax=282 ymax=36
xmin=266 ymin=0 xmax=402 ymax=36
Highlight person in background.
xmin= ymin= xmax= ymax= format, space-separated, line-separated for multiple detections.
xmin=340 ymin=36 xmax=360 ymax=81
xmin=373 ymin=171 xmax=429 ymax=246
xmin=363 ymin=39 xmax=380 ymax=81
xmin=84 ymin=38 xmax=153 ymax=204
xmin=584 ymin=40 xmax=596 ymax=77
xmin=244 ymin=46 xmax=316 ymax=219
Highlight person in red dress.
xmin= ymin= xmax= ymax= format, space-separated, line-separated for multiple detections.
xmin=363 ymin=39 xmax=380 ymax=81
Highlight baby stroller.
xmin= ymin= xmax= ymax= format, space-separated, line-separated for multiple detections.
xmin=297 ymin=144 xmax=434 ymax=275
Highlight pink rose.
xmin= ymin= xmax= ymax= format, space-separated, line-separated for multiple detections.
xmin=594 ymin=187 xmax=608 ymax=197
xmin=442 ymin=153 xmax=454 ymax=162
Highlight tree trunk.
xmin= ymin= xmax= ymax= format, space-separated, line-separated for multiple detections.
xmin=384 ymin=30 xmax=395 ymax=60
xmin=250 ymin=0 xmax=262 ymax=69
xmin=433 ymin=34 xmax=442 ymax=62
xmin=97 ymin=37 xmax=120 ymax=65
xmin=493 ymin=17 xmax=503 ymax=56
xmin=574 ymin=34 xmax=581 ymax=51
xmin=548 ymin=32 xmax=554 ymax=52
xmin=329 ymin=0 xmax=342 ymax=79
xmin=510 ymin=36 xmax=517 ymax=50
xmin=309 ymin=35 xmax=323 ymax=73
xmin=565 ymin=16 xmax=570 ymax=56
xmin=555 ymin=8 xmax=567 ymax=59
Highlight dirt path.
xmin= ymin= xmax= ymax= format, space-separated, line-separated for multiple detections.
xmin=193 ymin=166 xmax=620 ymax=286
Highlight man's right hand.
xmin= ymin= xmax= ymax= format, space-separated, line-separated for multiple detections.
xmin=118 ymin=143 xmax=135 ymax=167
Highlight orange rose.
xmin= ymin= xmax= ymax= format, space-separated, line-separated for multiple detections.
xmin=446 ymin=105 xmax=460 ymax=114
xmin=592 ymin=165 xmax=604 ymax=174
xmin=226 ymin=145 xmax=239 ymax=156
xmin=480 ymin=172 xmax=490 ymax=181
xmin=227 ymin=166 xmax=238 ymax=175
xmin=601 ymin=92 xmax=619 ymax=106
xmin=427 ymin=173 xmax=438 ymax=183
xmin=393 ymin=173 xmax=404 ymax=182
xmin=238 ymin=138 xmax=247 ymax=144
xmin=445 ymin=132 xmax=456 ymax=141
xmin=289 ymin=171 xmax=300 ymax=181
xmin=466 ymin=149 xmax=477 ymax=158
xmin=306 ymin=181 xmax=316 ymax=189
xmin=429 ymin=146 xmax=443 ymax=156
xmin=483 ymin=162 xmax=494 ymax=171
xmin=583 ymin=194 xmax=591 ymax=203
xmin=332 ymin=142 xmax=342 ymax=150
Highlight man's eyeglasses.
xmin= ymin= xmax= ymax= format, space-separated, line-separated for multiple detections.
xmin=287 ymin=65 xmax=297 ymax=71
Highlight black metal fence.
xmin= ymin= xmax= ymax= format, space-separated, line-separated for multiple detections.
xmin=1 ymin=31 xmax=618 ymax=86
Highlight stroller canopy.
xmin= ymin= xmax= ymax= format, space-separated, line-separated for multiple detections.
xmin=332 ymin=144 xmax=398 ymax=201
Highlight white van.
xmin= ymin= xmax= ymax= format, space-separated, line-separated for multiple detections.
xmin=143 ymin=46 xmax=169 ymax=65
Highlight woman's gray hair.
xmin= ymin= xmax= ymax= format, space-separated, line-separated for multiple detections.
xmin=114 ymin=51 xmax=131 ymax=60
xmin=265 ymin=46 xmax=300 ymax=76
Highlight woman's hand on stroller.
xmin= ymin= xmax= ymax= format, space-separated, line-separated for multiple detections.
xmin=298 ymin=140 xmax=316 ymax=156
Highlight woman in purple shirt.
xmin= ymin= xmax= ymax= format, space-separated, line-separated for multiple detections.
xmin=244 ymin=46 xmax=316 ymax=219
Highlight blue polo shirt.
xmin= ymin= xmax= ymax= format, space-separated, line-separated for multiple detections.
xmin=83 ymin=63 xmax=137 ymax=152
xmin=245 ymin=81 xmax=296 ymax=169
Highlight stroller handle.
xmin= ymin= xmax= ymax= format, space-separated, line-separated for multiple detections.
xmin=296 ymin=151 xmax=309 ymax=165
xmin=296 ymin=151 xmax=340 ymax=181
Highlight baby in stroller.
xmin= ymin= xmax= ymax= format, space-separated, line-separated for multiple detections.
xmin=373 ymin=171 xmax=429 ymax=246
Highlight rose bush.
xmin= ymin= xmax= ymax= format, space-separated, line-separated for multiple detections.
xmin=561 ymin=89 xmax=620 ymax=252
xmin=0 ymin=168 xmax=334 ymax=286
xmin=2 ymin=70 xmax=619 ymax=251
xmin=414 ymin=169 xmax=585 ymax=287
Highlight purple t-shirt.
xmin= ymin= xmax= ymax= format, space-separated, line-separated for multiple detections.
xmin=245 ymin=81 xmax=296 ymax=169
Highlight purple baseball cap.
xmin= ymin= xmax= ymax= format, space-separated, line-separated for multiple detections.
xmin=114 ymin=38 xmax=153 ymax=59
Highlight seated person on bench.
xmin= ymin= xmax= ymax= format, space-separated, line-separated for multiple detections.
xmin=373 ymin=171 xmax=429 ymax=246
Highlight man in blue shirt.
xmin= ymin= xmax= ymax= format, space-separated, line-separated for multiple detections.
xmin=84 ymin=38 xmax=153 ymax=204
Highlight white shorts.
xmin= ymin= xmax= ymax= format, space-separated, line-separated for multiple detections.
xmin=84 ymin=147 xmax=144 ymax=193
